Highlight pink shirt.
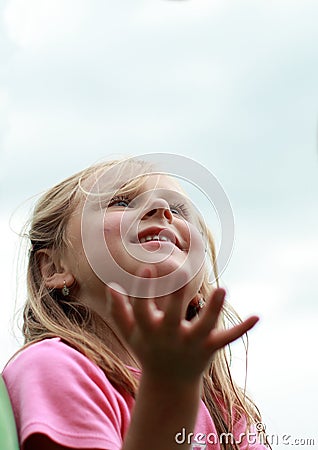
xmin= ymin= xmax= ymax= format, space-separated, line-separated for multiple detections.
xmin=2 ymin=338 xmax=267 ymax=450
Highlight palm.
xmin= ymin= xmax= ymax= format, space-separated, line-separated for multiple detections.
xmin=107 ymin=269 xmax=258 ymax=383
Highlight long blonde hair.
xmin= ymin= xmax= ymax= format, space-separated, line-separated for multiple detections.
xmin=22 ymin=158 xmax=266 ymax=449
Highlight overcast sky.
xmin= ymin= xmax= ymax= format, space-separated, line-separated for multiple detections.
xmin=1 ymin=1 xmax=318 ymax=448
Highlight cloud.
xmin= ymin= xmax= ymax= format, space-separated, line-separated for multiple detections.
xmin=3 ymin=0 xmax=87 ymax=49
xmin=0 ymin=88 xmax=9 ymax=155
xmin=2 ymin=0 xmax=317 ymax=179
xmin=224 ymin=221 xmax=318 ymax=313
xmin=0 ymin=216 xmax=25 ymax=369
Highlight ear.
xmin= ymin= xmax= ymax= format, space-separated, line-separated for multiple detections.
xmin=37 ymin=249 xmax=75 ymax=290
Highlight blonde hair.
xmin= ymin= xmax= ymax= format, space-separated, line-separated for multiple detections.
xmin=22 ymin=158 xmax=266 ymax=449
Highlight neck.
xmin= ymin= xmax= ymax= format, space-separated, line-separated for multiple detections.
xmin=101 ymin=318 xmax=141 ymax=370
xmin=76 ymin=289 xmax=141 ymax=369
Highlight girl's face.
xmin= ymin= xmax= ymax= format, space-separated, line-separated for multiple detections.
xmin=65 ymin=173 xmax=206 ymax=305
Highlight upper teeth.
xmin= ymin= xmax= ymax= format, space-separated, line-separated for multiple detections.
xmin=140 ymin=234 xmax=171 ymax=243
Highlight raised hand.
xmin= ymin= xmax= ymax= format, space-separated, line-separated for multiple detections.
xmin=107 ymin=268 xmax=259 ymax=384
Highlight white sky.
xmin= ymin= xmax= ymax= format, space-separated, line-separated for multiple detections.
xmin=1 ymin=0 xmax=318 ymax=448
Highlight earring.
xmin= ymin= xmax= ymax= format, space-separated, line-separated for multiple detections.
xmin=197 ymin=296 xmax=205 ymax=309
xmin=189 ymin=293 xmax=205 ymax=310
xmin=186 ymin=293 xmax=205 ymax=321
xmin=62 ymin=280 xmax=70 ymax=297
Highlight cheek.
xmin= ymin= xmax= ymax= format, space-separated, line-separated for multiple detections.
xmin=182 ymin=221 xmax=206 ymax=276
xmin=180 ymin=219 xmax=205 ymax=253
xmin=103 ymin=213 xmax=129 ymax=259
xmin=103 ymin=214 xmax=122 ymax=238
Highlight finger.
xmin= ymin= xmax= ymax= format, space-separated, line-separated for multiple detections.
xmin=132 ymin=297 xmax=161 ymax=332
xmin=129 ymin=266 xmax=157 ymax=299
xmin=190 ymin=288 xmax=226 ymax=339
xmin=206 ymin=316 xmax=259 ymax=351
xmin=163 ymin=270 xmax=189 ymax=328
xmin=130 ymin=267 xmax=161 ymax=332
xmin=107 ymin=284 xmax=135 ymax=340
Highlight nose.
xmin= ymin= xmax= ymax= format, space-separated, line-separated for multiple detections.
xmin=141 ymin=198 xmax=173 ymax=223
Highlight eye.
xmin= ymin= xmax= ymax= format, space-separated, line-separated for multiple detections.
xmin=169 ymin=202 xmax=189 ymax=218
xmin=108 ymin=195 xmax=131 ymax=208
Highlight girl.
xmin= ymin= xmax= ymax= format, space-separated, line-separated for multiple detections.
xmin=2 ymin=157 xmax=269 ymax=450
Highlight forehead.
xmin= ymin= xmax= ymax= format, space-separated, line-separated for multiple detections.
xmin=81 ymin=167 xmax=185 ymax=198
xmin=138 ymin=174 xmax=184 ymax=194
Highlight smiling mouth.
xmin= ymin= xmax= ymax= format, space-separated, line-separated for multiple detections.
xmin=136 ymin=228 xmax=181 ymax=249
xmin=139 ymin=234 xmax=172 ymax=244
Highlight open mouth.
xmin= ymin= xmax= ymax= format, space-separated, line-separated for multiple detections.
xmin=137 ymin=227 xmax=181 ymax=249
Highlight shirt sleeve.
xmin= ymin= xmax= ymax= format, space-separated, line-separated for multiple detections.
xmin=2 ymin=338 xmax=133 ymax=450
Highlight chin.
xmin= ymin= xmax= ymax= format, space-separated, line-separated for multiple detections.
xmin=144 ymin=256 xmax=188 ymax=278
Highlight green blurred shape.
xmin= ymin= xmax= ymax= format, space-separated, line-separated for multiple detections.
xmin=0 ymin=375 xmax=19 ymax=450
